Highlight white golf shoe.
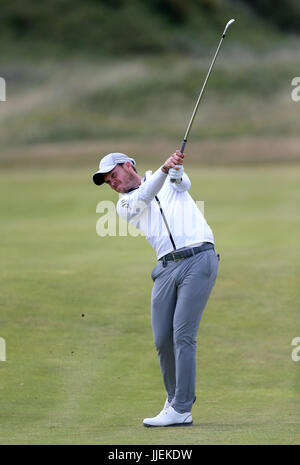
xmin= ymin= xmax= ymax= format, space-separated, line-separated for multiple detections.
xmin=143 ymin=406 xmax=193 ymax=427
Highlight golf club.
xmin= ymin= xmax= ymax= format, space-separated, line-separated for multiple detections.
xmin=170 ymin=18 xmax=235 ymax=182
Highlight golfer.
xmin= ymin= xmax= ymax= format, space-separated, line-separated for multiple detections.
xmin=93 ymin=151 xmax=219 ymax=427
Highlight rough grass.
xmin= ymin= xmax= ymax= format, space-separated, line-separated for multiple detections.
xmin=1 ymin=50 xmax=300 ymax=147
xmin=1 ymin=135 xmax=300 ymax=170
xmin=0 ymin=164 xmax=299 ymax=444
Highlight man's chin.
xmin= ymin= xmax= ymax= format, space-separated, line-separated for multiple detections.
xmin=115 ymin=186 xmax=125 ymax=194
xmin=115 ymin=183 xmax=135 ymax=194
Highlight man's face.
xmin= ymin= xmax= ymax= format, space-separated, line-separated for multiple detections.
xmin=104 ymin=163 xmax=136 ymax=193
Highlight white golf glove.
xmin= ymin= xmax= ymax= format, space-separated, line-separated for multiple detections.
xmin=169 ymin=165 xmax=184 ymax=183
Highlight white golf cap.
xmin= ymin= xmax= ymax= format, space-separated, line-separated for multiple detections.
xmin=92 ymin=152 xmax=136 ymax=186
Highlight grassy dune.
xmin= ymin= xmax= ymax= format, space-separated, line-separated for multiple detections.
xmin=1 ymin=49 xmax=300 ymax=149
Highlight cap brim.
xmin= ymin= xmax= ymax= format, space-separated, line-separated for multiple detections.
xmin=93 ymin=172 xmax=105 ymax=186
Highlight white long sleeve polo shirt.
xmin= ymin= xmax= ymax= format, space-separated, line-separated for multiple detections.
xmin=116 ymin=168 xmax=214 ymax=260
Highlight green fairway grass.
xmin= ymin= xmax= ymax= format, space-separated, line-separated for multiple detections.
xmin=0 ymin=163 xmax=299 ymax=445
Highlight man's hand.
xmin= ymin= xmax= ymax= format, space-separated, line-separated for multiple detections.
xmin=161 ymin=150 xmax=184 ymax=174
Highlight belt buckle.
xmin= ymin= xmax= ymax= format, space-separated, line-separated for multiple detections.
xmin=172 ymin=251 xmax=183 ymax=262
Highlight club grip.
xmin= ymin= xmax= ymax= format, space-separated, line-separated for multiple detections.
xmin=180 ymin=139 xmax=187 ymax=154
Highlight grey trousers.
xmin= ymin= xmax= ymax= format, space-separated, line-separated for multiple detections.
xmin=151 ymin=248 xmax=219 ymax=413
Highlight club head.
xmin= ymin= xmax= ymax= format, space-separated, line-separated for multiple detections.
xmin=223 ymin=18 xmax=235 ymax=36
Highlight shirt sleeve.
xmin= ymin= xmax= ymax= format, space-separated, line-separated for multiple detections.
xmin=116 ymin=167 xmax=167 ymax=222
xmin=168 ymin=172 xmax=191 ymax=192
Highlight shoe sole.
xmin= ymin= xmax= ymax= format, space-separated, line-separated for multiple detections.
xmin=143 ymin=421 xmax=193 ymax=428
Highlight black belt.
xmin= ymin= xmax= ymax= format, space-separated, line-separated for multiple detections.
xmin=159 ymin=242 xmax=215 ymax=263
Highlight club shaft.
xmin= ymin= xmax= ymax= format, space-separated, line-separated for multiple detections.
xmin=182 ymin=34 xmax=225 ymax=149
xmin=170 ymin=19 xmax=235 ymax=182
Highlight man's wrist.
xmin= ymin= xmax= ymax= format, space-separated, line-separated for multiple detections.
xmin=161 ymin=166 xmax=169 ymax=174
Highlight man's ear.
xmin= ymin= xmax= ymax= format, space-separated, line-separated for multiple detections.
xmin=124 ymin=161 xmax=133 ymax=171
